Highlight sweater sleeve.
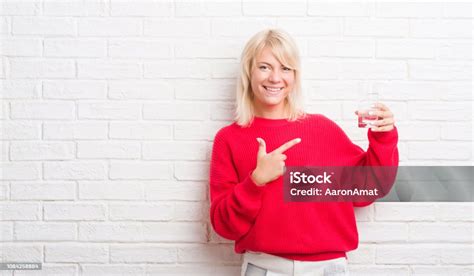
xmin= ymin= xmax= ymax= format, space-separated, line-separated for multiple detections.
xmin=353 ymin=127 xmax=399 ymax=207
xmin=209 ymin=129 xmax=265 ymax=241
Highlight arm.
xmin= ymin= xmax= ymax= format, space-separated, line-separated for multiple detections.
xmin=209 ymin=131 xmax=265 ymax=240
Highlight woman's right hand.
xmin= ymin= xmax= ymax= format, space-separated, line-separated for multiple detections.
xmin=251 ymin=137 xmax=301 ymax=186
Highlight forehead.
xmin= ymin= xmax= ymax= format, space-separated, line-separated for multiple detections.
xmin=255 ymin=47 xmax=282 ymax=65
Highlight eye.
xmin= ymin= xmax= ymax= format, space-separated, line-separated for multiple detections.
xmin=282 ymin=66 xmax=292 ymax=72
xmin=259 ymin=65 xmax=269 ymax=71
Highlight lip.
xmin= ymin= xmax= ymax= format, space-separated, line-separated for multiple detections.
xmin=263 ymin=85 xmax=284 ymax=95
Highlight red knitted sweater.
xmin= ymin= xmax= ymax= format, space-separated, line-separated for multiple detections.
xmin=209 ymin=114 xmax=399 ymax=261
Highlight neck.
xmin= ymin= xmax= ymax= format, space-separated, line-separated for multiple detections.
xmin=253 ymin=103 xmax=289 ymax=119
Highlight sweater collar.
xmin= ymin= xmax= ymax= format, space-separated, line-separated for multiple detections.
xmin=250 ymin=116 xmax=292 ymax=127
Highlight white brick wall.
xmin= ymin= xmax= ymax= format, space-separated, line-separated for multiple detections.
xmin=1 ymin=1 xmax=472 ymax=275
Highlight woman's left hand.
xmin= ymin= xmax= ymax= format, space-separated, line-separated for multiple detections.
xmin=356 ymin=102 xmax=395 ymax=132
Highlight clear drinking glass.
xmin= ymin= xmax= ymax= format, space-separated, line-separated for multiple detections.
xmin=357 ymin=90 xmax=378 ymax=128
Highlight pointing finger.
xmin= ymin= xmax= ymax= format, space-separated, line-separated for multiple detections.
xmin=272 ymin=138 xmax=301 ymax=154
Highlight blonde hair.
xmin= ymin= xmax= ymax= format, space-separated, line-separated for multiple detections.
xmin=235 ymin=28 xmax=305 ymax=127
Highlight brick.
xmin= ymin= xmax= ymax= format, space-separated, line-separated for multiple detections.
xmin=109 ymin=122 xmax=172 ymax=140
xmin=411 ymin=265 xmax=474 ymax=276
xmin=175 ymin=39 xmax=241 ymax=58
xmin=78 ymin=102 xmax=141 ymax=120
xmin=78 ymin=181 xmax=144 ymax=200
xmin=375 ymin=2 xmax=443 ymax=18
xmin=174 ymin=202 xmax=205 ymax=221
xmin=143 ymin=142 xmax=208 ymax=160
xmin=144 ymin=19 xmax=209 ymax=37
xmin=174 ymin=162 xmax=209 ymax=181
xmin=109 ymin=203 xmax=174 ymax=221
xmin=79 ymin=222 xmax=142 ymax=241
xmin=0 ymin=80 xmax=40 ymax=99
xmin=178 ymin=244 xmax=240 ymax=263
xmin=376 ymin=244 xmax=438 ymax=264
xmin=78 ymin=18 xmax=141 ymax=36
xmin=308 ymin=39 xmax=373 ymax=58
xmin=143 ymin=102 xmax=209 ymax=121
xmin=396 ymin=122 xmax=439 ymax=141
xmin=11 ymin=101 xmax=75 ymax=120
xmin=108 ymin=80 xmax=173 ymax=100
xmin=302 ymin=61 xmax=339 ymax=80
xmin=146 ymin=265 xmax=241 ymax=276
xmin=346 ymin=244 xmax=374 ymax=264
xmin=110 ymin=0 xmax=173 ymax=16
xmin=305 ymin=102 xmax=342 ymax=121
xmin=10 ymin=59 xmax=75 ymax=79
xmin=437 ymin=203 xmax=474 ymax=221
xmin=77 ymin=60 xmax=141 ymax=79
xmin=110 ymin=245 xmax=176 ymax=263
xmin=43 ymin=0 xmax=107 ymax=16
xmin=278 ymin=18 xmax=341 ymax=36
xmin=174 ymin=122 xmax=227 ymax=141
xmin=44 ymin=203 xmax=106 ymax=221
xmin=11 ymin=181 xmax=75 ymax=200
xmin=442 ymin=2 xmax=473 ymax=18
xmin=0 ymin=17 xmax=9 ymax=34
xmin=109 ymin=161 xmax=172 ymax=180
xmin=14 ymin=265 xmax=77 ymax=276
xmin=43 ymin=122 xmax=108 ymax=140
xmin=45 ymin=244 xmax=108 ymax=263
xmin=0 ymin=1 xmax=40 ymax=15
xmin=409 ymin=101 xmax=470 ymax=121
xmin=43 ymin=80 xmax=107 ymax=99
xmin=0 ymin=162 xmax=40 ymax=180
xmin=144 ymin=181 xmax=207 ymax=201
xmin=408 ymin=142 xmax=471 ymax=160
xmin=0 ymin=182 xmax=8 ymax=200
xmin=373 ymin=81 xmax=469 ymax=101
xmin=358 ymin=223 xmax=408 ymax=243
xmin=344 ymin=18 xmax=409 ymax=37
xmin=144 ymin=222 xmax=207 ymax=242
xmin=349 ymin=265 xmax=409 ymax=276
xmin=44 ymin=38 xmax=106 ymax=58
xmin=0 ymin=222 xmax=13 ymax=241
xmin=340 ymin=60 xmax=406 ymax=79
xmin=0 ymin=121 xmax=40 ymax=140
xmin=109 ymin=39 xmax=172 ymax=58
xmin=44 ymin=161 xmax=106 ymax=180
xmin=409 ymin=61 xmax=471 ymax=80
xmin=211 ymin=18 xmax=276 ymax=37
xmin=307 ymin=80 xmax=364 ymax=100
xmin=11 ymin=141 xmax=75 ymax=161
xmin=375 ymin=203 xmax=436 ymax=221
xmin=14 ymin=222 xmax=76 ymax=241
xmin=441 ymin=123 xmax=472 ymax=141
xmin=438 ymin=41 xmax=472 ymax=59
xmin=210 ymin=102 xmax=234 ymax=121
xmin=77 ymin=141 xmax=140 ymax=159
xmin=1 ymin=244 xmax=42 ymax=262
xmin=408 ymin=223 xmax=472 ymax=242
xmin=308 ymin=2 xmax=370 ymax=17
xmin=439 ymin=245 xmax=474 ymax=264
xmin=376 ymin=39 xmax=437 ymax=58
xmin=12 ymin=17 xmax=74 ymax=35
xmin=80 ymin=265 xmax=144 ymax=276
xmin=175 ymin=80 xmax=235 ymax=100
xmin=243 ymin=0 xmax=306 ymax=16
xmin=175 ymin=1 xmax=241 ymax=17
xmin=0 ymin=39 xmax=42 ymax=56
xmin=210 ymin=61 xmax=239 ymax=79
xmin=411 ymin=19 xmax=471 ymax=38
xmin=354 ymin=204 xmax=374 ymax=222
xmin=144 ymin=60 xmax=210 ymax=79
xmin=0 ymin=203 xmax=41 ymax=220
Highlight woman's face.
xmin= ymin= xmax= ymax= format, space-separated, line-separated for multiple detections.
xmin=250 ymin=47 xmax=295 ymax=114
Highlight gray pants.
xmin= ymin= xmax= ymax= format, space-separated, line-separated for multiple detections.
xmin=241 ymin=251 xmax=349 ymax=276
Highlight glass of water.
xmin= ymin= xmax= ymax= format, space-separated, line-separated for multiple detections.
xmin=357 ymin=90 xmax=378 ymax=128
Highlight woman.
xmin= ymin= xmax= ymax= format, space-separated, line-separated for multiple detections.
xmin=209 ymin=29 xmax=398 ymax=276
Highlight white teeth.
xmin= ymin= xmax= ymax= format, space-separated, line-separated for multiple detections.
xmin=264 ymin=86 xmax=283 ymax=92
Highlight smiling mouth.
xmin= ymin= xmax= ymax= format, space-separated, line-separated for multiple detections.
xmin=263 ymin=86 xmax=284 ymax=93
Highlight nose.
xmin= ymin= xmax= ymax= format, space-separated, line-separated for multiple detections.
xmin=268 ymin=69 xmax=282 ymax=83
